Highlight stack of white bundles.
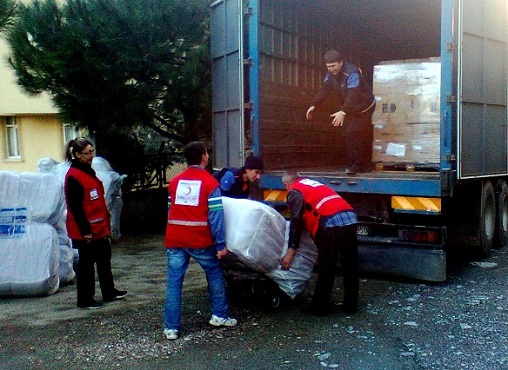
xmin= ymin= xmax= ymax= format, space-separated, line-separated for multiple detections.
xmin=222 ymin=197 xmax=286 ymax=273
xmin=0 ymin=171 xmax=76 ymax=295
xmin=19 ymin=172 xmax=75 ymax=285
xmin=18 ymin=172 xmax=68 ymax=243
xmin=266 ymin=222 xmax=318 ymax=299
xmin=0 ymin=222 xmax=60 ymax=296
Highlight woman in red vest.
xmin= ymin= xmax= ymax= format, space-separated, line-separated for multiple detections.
xmin=64 ymin=138 xmax=126 ymax=309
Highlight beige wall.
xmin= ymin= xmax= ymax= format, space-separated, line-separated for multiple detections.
xmin=0 ymin=115 xmax=66 ymax=172
xmin=0 ymin=38 xmax=58 ymax=115
xmin=0 ymin=36 xmax=66 ymax=172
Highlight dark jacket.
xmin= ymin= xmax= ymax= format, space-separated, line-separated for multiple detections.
xmin=311 ymin=60 xmax=375 ymax=116
xmin=213 ymin=167 xmax=250 ymax=199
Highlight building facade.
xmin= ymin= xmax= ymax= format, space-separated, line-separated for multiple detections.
xmin=0 ymin=37 xmax=75 ymax=172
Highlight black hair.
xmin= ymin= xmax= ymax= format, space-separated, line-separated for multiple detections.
xmin=324 ymin=49 xmax=343 ymax=63
xmin=183 ymin=141 xmax=207 ymax=166
xmin=65 ymin=137 xmax=94 ymax=161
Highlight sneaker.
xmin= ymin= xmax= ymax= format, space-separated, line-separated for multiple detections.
xmin=164 ymin=328 xmax=179 ymax=340
xmin=103 ymin=289 xmax=128 ymax=302
xmin=209 ymin=314 xmax=238 ymax=327
xmin=77 ymin=300 xmax=103 ymax=310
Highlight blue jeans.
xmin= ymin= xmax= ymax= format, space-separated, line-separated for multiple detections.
xmin=164 ymin=247 xmax=229 ymax=331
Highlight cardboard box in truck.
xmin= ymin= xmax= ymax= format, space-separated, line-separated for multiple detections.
xmin=372 ymin=58 xmax=441 ymax=164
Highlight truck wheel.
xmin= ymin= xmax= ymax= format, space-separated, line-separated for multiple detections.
xmin=480 ymin=180 xmax=496 ymax=255
xmin=495 ymin=180 xmax=508 ymax=248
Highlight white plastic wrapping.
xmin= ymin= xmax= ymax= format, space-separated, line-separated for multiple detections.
xmin=0 ymin=223 xmax=60 ymax=296
xmin=266 ymin=222 xmax=318 ymax=299
xmin=0 ymin=171 xmax=73 ymax=294
xmin=58 ymin=243 xmax=76 ymax=284
xmin=0 ymin=171 xmax=68 ymax=244
xmin=222 ymin=197 xmax=286 ymax=273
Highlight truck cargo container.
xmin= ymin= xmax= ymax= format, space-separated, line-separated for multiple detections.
xmin=210 ymin=0 xmax=508 ymax=281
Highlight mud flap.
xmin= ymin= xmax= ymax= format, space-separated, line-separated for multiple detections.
xmin=358 ymin=244 xmax=446 ymax=282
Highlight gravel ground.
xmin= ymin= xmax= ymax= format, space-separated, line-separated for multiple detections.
xmin=1 ymin=235 xmax=508 ymax=369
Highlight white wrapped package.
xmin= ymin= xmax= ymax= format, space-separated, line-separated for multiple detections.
xmin=266 ymin=222 xmax=318 ymax=299
xmin=19 ymin=172 xmax=66 ymax=226
xmin=37 ymin=157 xmax=59 ymax=173
xmin=0 ymin=223 xmax=60 ymax=297
xmin=0 ymin=171 xmax=68 ymax=245
xmin=0 ymin=171 xmax=73 ymax=290
xmin=222 ymin=197 xmax=286 ymax=273
xmin=59 ymin=243 xmax=76 ymax=285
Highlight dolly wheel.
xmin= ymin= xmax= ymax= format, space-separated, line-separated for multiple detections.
xmin=269 ymin=292 xmax=281 ymax=309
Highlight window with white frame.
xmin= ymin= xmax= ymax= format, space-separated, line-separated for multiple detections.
xmin=5 ymin=116 xmax=20 ymax=158
xmin=63 ymin=123 xmax=78 ymax=144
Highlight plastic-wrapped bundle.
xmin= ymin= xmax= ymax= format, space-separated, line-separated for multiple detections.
xmin=58 ymin=243 xmax=76 ymax=285
xmin=0 ymin=171 xmax=68 ymax=245
xmin=266 ymin=222 xmax=318 ymax=299
xmin=19 ymin=172 xmax=68 ymax=242
xmin=0 ymin=171 xmax=73 ymax=289
xmin=37 ymin=157 xmax=59 ymax=174
xmin=0 ymin=223 xmax=60 ymax=297
xmin=222 ymin=197 xmax=286 ymax=273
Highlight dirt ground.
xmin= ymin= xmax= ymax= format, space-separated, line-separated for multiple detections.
xmin=2 ymin=234 xmax=508 ymax=370
xmin=0 ymin=234 xmax=316 ymax=369
xmin=1 ymin=235 xmax=174 ymax=327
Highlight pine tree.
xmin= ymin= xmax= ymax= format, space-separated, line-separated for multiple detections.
xmin=0 ymin=0 xmax=17 ymax=32
xmin=7 ymin=0 xmax=211 ymax=144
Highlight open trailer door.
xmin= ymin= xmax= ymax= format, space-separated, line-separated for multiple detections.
xmin=457 ymin=0 xmax=508 ymax=179
xmin=210 ymin=0 xmax=245 ymax=168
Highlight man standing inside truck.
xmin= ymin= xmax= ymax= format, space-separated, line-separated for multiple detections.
xmin=280 ymin=170 xmax=359 ymax=316
xmin=213 ymin=154 xmax=264 ymax=200
xmin=306 ymin=49 xmax=376 ymax=175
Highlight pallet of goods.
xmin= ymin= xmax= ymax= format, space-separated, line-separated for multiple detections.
xmin=371 ymin=58 xmax=441 ymax=168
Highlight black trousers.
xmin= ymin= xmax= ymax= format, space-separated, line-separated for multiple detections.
xmin=312 ymin=224 xmax=359 ymax=310
xmin=344 ymin=106 xmax=375 ymax=170
xmin=73 ymin=238 xmax=116 ymax=305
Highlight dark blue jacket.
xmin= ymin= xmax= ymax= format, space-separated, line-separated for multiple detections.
xmin=213 ymin=167 xmax=250 ymax=199
xmin=311 ymin=60 xmax=374 ymax=116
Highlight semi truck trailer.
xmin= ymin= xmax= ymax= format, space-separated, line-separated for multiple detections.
xmin=210 ymin=0 xmax=508 ymax=281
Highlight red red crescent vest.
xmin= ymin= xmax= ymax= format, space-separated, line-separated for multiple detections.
xmin=65 ymin=167 xmax=110 ymax=240
xmin=165 ymin=167 xmax=218 ymax=248
xmin=290 ymin=178 xmax=353 ymax=237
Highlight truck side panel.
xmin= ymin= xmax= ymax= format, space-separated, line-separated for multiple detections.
xmin=458 ymin=0 xmax=508 ymax=178
xmin=211 ymin=0 xmax=245 ymax=168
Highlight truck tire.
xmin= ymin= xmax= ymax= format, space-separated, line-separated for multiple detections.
xmin=495 ymin=180 xmax=508 ymax=249
xmin=480 ymin=180 xmax=496 ymax=255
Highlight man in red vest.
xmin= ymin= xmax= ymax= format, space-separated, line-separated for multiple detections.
xmin=280 ymin=170 xmax=359 ymax=316
xmin=164 ymin=141 xmax=237 ymax=340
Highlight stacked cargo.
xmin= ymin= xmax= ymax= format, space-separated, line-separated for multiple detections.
xmin=0 ymin=172 xmax=68 ymax=296
xmin=371 ymin=58 xmax=441 ymax=166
